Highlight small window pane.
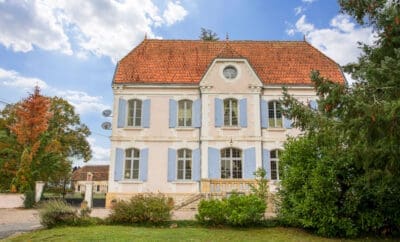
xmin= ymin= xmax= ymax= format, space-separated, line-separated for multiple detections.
xmin=271 ymin=160 xmax=277 ymax=180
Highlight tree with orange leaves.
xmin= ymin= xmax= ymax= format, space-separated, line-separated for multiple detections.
xmin=9 ymin=86 xmax=52 ymax=192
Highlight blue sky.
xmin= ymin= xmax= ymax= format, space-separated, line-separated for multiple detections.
xmin=0 ymin=0 xmax=374 ymax=166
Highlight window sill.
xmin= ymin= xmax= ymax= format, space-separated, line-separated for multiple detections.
xmin=171 ymin=180 xmax=198 ymax=184
xmin=266 ymin=128 xmax=286 ymax=131
xmin=118 ymin=180 xmax=143 ymax=184
xmin=221 ymin=126 xmax=241 ymax=130
xmin=123 ymin=127 xmax=143 ymax=130
xmin=175 ymin=127 xmax=196 ymax=131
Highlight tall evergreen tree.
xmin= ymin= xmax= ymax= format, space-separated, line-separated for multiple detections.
xmin=278 ymin=1 xmax=400 ymax=237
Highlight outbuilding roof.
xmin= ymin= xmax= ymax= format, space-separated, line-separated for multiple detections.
xmin=71 ymin=165 xmax=109 ymax=182
xmin=113 ymin=39 xmax=345 ymax=85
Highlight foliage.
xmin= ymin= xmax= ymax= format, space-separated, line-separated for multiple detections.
xmin=249 ymin=168 xmax=269 ymax=201
xmin=108 ymin=194 xmax=174 ymax=225
xmin=24 ymin=190 xmax=36 ymax=208
xmin=0 ymin=88 xmax=92 ymax=192
xmin=199 ymin=28 xmax=219 ymax=41
xmin=196 ymin=198 xmax=227 ymax=226
xmin=39 ymin=200 xmax=79 ymax=228
xmin=196 ymin=193 xmax=266 ymax=227
xmin=278 ymin=1 xmax=400 ymax=237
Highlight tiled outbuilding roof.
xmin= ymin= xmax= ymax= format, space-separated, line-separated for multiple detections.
xmin=72 ymin=165 xmax=109 ymax=182
xmin=113 ymin=39 xmax=345 ymax=85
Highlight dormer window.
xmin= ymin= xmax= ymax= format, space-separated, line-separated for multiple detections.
xmin=223 ymin=66 xmax=237 ymax=79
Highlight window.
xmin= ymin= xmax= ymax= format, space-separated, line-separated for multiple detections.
xmin=221 ymin=148 xmax=242 ymax=178
xmin=270 ymin=150 xmax=281 ymax=180
xmin=178 ymin=100 xmax=192 ymax=127
xmin=268 ymin=101 xmax=283 ymax=128
xmin=77 ymin=185 xmax=80 ymax=192
xmin=96 ymin=185 xmax=100 ymax=192
xmin=177 ymin=149 xmax=192 ymax=180
xmin=224 ymin=98 xmax=238 ymax=126
xmin=127 ymin=99 xmax=142 ymax=127
xmin=124 ymin=148 xmax=140 ymax=179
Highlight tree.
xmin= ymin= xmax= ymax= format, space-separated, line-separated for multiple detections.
xmin=278 ymin=1 xmax=400 ymax=237
xmin=199 ymin=28 xmax=219 ymax=41
xmin=0 ymin=88 xmax=92 ymax=192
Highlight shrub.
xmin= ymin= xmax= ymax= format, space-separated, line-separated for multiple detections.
xmin=108 ymin=194 xmax=173 ymax=225
xmin=196 ymin=193 xmax=266 ymax=227
xmin=196 ymin=199 xmax=227 ymax=226
xmin=24 ymin=190 xmax=36 ymax=208
xmin=225 ymin=193 xmax=266 ymax=226
xmin=39 ymin=200 xmax=78 ymax=228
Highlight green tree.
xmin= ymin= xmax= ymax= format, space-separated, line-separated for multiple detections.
xmin=199 ymin=28 xmax=219 ymax=41
xmin=0 ymin=90 xmax=92 ymax=192
xmin=278 ymin=1 xmax=400 ymax=237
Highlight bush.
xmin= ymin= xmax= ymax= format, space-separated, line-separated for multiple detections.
xmin=24 ymin=190 xmax=35 ymax=208
xmin=39 ymin=200 xmax=78 ymax=228
xmin=108 ymin=194 xmax=173 ymax=225
xmin=196 ymin=193 xmax=266 ymax=227
xmin=196 ymin=199 xmax=227 ymax=226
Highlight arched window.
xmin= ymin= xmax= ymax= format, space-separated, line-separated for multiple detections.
xmin=224 ymin=98 xmax=238 ymax=126
xmin=127 ymin=99 xmax=142 ymax=127
xmin=124 ymin=148 xmax=140 ymax=179
xmin=268 ymin=101 xmax=283 ymax=128
xmin=178 ymin=100 xmax=193 ymax=127
xmin=221 ymin=148 xmax=242 ymax=178
xmin=270 ymin=149 xmax=281 ymax=180
xmin=177 ymin=149 xmax=192 ymax=180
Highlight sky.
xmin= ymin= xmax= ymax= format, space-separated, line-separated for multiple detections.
xmin=0 ymin=0 xmax=376 ymax=166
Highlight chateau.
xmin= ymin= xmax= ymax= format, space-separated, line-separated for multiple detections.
xmin=106 ymin=38 xmax=345 ymax=207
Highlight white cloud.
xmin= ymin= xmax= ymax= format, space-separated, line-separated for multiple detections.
xmin=86 ymin=137 xmax=110 ymax=165
xmin=302 ymin=0 xmax=317 ymax=3
xmin=294 ymin=6 xmax=304 ymax=16
xmin=163 ymin=1 xmax=188 ymax=26
xmin=0 ymin=0 xmax=72 ymax=54
xmin=0 ymin=67 xmax=109 ymax=114
xmin=0 ymin=68 xmax=48 ymax=90
xmin=289 ymin=14 xmax=376 ymax=66
xmin=0 ymin=0 xmax=189 ymax=63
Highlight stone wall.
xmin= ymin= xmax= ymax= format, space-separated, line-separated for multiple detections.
xmin=0 ymin=194 xmax=24 ymax=208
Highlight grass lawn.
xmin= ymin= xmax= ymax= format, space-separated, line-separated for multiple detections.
xmin=4 ymin=226 xmax=394 ymax=242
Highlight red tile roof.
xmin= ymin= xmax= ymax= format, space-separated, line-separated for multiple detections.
xmin=72 ymin=165 xmax=109 ymax=182
xmin=113 ymin=39 xmax=345 ymax=85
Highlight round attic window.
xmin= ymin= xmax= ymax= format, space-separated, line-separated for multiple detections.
xmin=223 ymin=66 xmax=238 ymax=79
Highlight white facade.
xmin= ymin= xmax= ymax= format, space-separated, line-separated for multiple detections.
xmin=107 ymin=58 xmax=317 ymax=205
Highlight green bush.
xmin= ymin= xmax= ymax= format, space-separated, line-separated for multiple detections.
xmin=196 ymin=193 xmax=266 ymax=227
xmin=196 ymin=199 xmax=227 ymax=226
xmin=24 ymin=190 xmax=35 ymax=208
xmin=108 ymin=194 xmax=173 ymax=225
xmin=39 ymin=200 xmax=78 ymax=228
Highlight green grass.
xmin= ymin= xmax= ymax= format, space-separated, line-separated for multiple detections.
xmin=3 ymin=226 xmax=395 ymax=242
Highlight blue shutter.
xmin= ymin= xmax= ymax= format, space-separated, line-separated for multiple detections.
xmin=142 ymin=99 xmax=151 ymax=128
xmin=244 ymin=147 xmax=256 ymax=178
xmin=192 ymin=148 xmax=201 ymax=181
xmin=214 ymin=98 xmax=223 ymax=127
xmin=208 ymin=147 xmax=220 ymax=178
xmin=261 ymin=99 xmax=268 ymax=128
xmin=310 ymin=100 xmax=318 ymax=110
xmin=139 ymin=148 xmax=148 ymax=181
xmin=239 ymin=98 xmax=248 ymax=128
xmin=117 ymin=98 xmax=126 ymax=128
xmin=168 ymin=148 xmax=177 ymax=182
xmin=284 ymin=116 xmax=293 ymax=129
xmin=263 ymin=149 xmax=271 ymax=180
xmin=114 ymin=148 xmax=124 ymax=181
xmin=192 ymin=99 xmax=201 ymax=128
xmin=169 ymin=99 xmax=177 ymax=128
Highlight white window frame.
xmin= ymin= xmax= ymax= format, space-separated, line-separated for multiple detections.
xmin=124 ymin=148 xmax=140 ymax=180
xmin=177 ymin=149 xmax=192 ymax=180
xmin=268 ymin=100 xmax=283 ymax=128
xmin=220 ymin=148 xmax=242 ymax=179
xmin=223 ymin=98 xmax=238 ymax=126
xmin=270 ymin=149 xmax=280 ymax=180
xmin=127 ymin=99 xmax=142 ymax=127
xmin=178 ymin=100 xmax=193 ymax=127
